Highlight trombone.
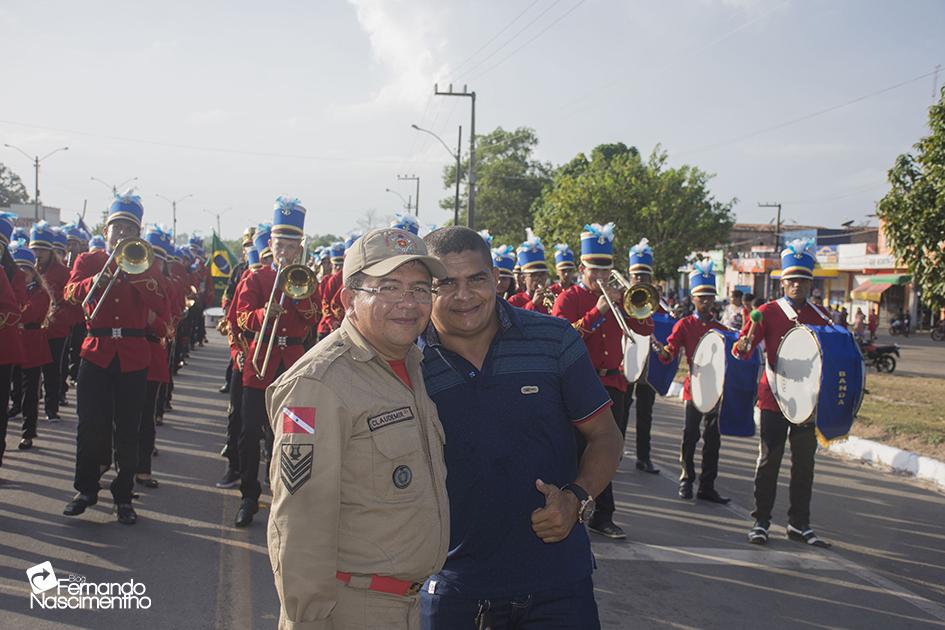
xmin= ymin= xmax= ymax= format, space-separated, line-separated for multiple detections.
xmin=594 ymin=270 xmax=662 ymax=341
xmin=82 ymin=238 xmax=154 ymax=322
xmin=251 ymin=260 xmax=318 ymax=379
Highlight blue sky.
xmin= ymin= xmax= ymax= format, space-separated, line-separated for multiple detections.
xmin=1 ymin=0 xmax=942 ymax=239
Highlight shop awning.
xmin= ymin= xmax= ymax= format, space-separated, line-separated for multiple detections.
xmin=851 ymin=280 xmax=893 ymax=302
xmin=866 ymin=274 xmax=911 ymax=285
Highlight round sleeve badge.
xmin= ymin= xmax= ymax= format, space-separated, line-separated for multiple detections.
xmin=392 ymin=465 xmax=413 ymax=489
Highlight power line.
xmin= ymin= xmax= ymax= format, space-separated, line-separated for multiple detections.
xmin=468 ymin=0 xmax=588 ymax=82
xmin=782 ymin=182 xmax=887 ymax=206
xmin=449 ymin=0 xmax=542 ymax=76
xmin=678 ymin=66 xmax=942 ymax=157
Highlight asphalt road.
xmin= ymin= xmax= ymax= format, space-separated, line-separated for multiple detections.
xmin=872 ymin=331 xmax=945 ymax=378
xmin=1 ymin=336 xmax=943 ymax=629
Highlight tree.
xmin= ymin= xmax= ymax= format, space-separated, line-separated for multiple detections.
xmin=876 ymin=88 xmax=945 ymax=310
xmin=0 ymin=162 xmax=29 ymax=207
xmin=532 ymin=144 xmax=735 ymax=280
xmin=440 ymin=126 xmax=552 ymax=246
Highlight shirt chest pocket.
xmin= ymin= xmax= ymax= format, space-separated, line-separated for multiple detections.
xmin=370 ymin=422 xmax=425 ymax=503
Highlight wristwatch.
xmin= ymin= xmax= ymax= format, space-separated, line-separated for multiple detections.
xmin=562 ymin=483 xmax=595 ymax=524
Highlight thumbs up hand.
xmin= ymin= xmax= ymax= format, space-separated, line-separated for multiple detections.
xmin=530 ymin=479 xmax=579 ymax=543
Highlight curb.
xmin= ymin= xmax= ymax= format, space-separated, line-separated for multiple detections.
xmin=825 ymin=436 xmax=945 ymax=492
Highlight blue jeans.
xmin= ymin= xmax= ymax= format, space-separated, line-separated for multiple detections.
xmin=420 ymin=576 xmax=600 ymax=629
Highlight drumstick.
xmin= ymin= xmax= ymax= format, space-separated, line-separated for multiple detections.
xmin=739 ymin=310 xmax=764 ymax=353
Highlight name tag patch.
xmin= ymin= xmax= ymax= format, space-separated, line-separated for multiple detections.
xmin=521 ymin=386 xmax=539 ymax=395
xmin=367 ymin=407 xmax=415 ymax=432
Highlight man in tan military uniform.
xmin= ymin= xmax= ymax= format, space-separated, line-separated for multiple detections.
xmin=266 ymin=227 xmax=450 ymax=629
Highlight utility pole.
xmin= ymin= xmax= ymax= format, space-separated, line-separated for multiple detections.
xmin=397 ymin=174 xmax=420 ymax=217
xmin=759 ymin=202 xmax=782 ymax=300
xmin=203 ymin=207 xmax=231 ymax=237
xmin=434 ymin=84 xmax=476 ymax=229
xmin=90 ymin=175 xmax=138 ymax=195
xmin=3 ymin=144 xmax=69 ymax=221
xmin=156 ymin=193 xmax=194 ymax=245
xmin=410 ymin=123 xmax=462 ymax=226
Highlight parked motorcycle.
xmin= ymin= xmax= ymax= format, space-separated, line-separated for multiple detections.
xmin=932 ymin=321 xmax=945 ymax=342
xmin=859 ymin=339 xmax=900 ymax=373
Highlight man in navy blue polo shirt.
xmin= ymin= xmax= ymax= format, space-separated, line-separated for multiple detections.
xmin=419 ymin=227 xmax=622 ymax=629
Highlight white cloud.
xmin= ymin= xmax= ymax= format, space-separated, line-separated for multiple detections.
xmin=186 ymin=109 xmax=240 ymax=126
xmin=344 ymin=0 xmax=449 ymax=114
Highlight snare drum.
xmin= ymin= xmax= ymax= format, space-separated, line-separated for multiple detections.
xmin=690 ymin=330 xmax=726 ymax=414
xmin=622 ymin=330 xmax=650 ymax=383
xmin=769 ymin=324 xmax=864 ymax=441
xmin=647 ymin=310 xmax=680 ymax=396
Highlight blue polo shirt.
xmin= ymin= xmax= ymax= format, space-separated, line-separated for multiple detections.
xmin=421 ymin=300 xmax=612 ymax=598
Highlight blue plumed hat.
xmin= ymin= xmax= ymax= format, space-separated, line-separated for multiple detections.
xmin=107 ymin=190 xmax=144 ymax=227
xmin=188 ymin=233 xmax=205 ymax=254
xmin=29 ymin=220 xmax=56 ymax=250
xmin=344 ymin=230 xmax=363 ymax=250
xmin=89 ymin=235 xmax=106 ymax=252
xmin=478 ymin=230 xmax=493 ymax=247
xmin=271 ymin=196 xmax=306 ymax=240
xmin=780 ymin=238 xmax=816 ymax=280
xmin=329 ymin=241 xmax=346 ymax=263
xmin=554 ymin=243 xmax=575 ymax=270
xmin=516 ymin=228 xmax=546 ymax=273
xmin=10 ymin=239 xmax=36 ymax=267
xmin=254 ymin=223 xmax=272 ymax=258
xmin=62 ymin=222 xmax=88 ymax=243
xmin=492 ymin=245 xmax=516 ymax=277
xmin=0 ymin=212 xmax=16 ymax=245
xmin=628 ymin=238 xmax=654 ymax=274
xmin=246 ymin=245 xmax=261 ymax=269
xmin=51 ymin=227 xmax=67 ymax=253
xmin=580 ymin=222 xmax=615 ymax=269
xmin=390 ymin=213 xmax=420 ymax=235
xmin=146 ymin=225 xmax=173 ymax=259
xmin=689 ymin=259 xmax=717 ymax=296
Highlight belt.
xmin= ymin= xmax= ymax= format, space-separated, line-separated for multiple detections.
xmin=335 ymin=572 xmax=424 ymax=597
xmin=23 ymin=323 xmax=42 ymax=330
xmin=259 ymin=335 xmax=303 ymax=349
xmin=88 ymin=328 xmax=147 ymax=339
xmin=598 ymin=368 xmax=620 ymax=377
xmin=146 ymin=334 xmax=162 ymax=344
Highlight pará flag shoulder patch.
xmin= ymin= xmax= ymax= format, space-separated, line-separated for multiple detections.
xmin=282 ymin=407 xmax=316 ymax=435
xmin=367 ymin=407 xmax=414 ymax=432
xmin=281 ymin=444 xmax=313 ymax=494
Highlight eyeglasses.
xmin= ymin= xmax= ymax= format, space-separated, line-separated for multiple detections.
xmin=352 ymin=285 xmax=433 ymax=304
xmin=431 ymin=276 xmax=495 ymax=296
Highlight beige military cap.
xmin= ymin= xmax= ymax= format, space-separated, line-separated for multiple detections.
xmin=343 ymin=227 xmax=447 ymax=285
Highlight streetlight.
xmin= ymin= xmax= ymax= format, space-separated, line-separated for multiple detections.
xmin=3 ymin=144 xmax=70 ymax=221
xmin=203 ymin=207 xmax=232 ymax=237
xmin=411 ymin=123 xmax=462 ymax=226
xmin=155 ymin=193 xmax=194 ymax=245
xmin=90 ymin=175 xmax=138 ymax=195
xmin=385 ymin=188 xmax=410 ymax=210
xmin=397 ymin=174 xmax=420 ymax=217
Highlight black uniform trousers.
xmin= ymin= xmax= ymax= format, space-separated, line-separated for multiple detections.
xmin=578 ymin=386 xmax=625 ymax=525
xmin=752 ymin=408 xmax=817 ymax=528
xmin=74 ymin=357 xmax=147 ymax=504
xmin=10 ymin=365 xmax=22 ymax=413
xmin=136 ymin=380 xmax=161 ymax=475
xmin=239 ymin=362 xmax=284 ymax=503
xmin=21 ymin=366 xmax=43 ymax=439
xmin=42 ymin=336 xmax=66 ymax=416
xmin=67 ymin=323 xmax=85 ymax=381
xmin=679 ymin=402 xmax=721 ymax=489
xmin=0 ymin=364 xmax=11 ymax=462
xmin=629 ymin=380 xmax=656 ymax=462
xmin=224 ymin=366 xmax=244 ymax=473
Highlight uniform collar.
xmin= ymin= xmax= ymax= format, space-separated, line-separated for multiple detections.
xmin=340 ymin=317 xmax=422 ymax=365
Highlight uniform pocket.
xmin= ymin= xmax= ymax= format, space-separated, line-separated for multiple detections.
xmin=370 ymin=423 xmax=423 ymax=503
xmin=268 ymin=519 xmax=282 ymax=574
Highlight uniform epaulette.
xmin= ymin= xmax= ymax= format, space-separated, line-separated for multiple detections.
xmin=307 ymin=336 xmax=350 ymax=381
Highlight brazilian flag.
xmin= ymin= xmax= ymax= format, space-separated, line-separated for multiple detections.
xmin=210 ymin=232 xmax=237 ymax=307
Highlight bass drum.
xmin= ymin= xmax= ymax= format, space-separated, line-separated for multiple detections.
xmin=690 ymin=330 xmax=726 ymax=414
xmin=771 ymin=326 xmax=823 ymax=424
xmin=622 ymin=330 xmax=650 ymax=383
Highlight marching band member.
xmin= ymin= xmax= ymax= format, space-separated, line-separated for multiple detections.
xmin=509 ymin=228 xmax=555 ymax=314
xmin=734 ymin=239 xmax=832 ymax=548
xmin=491 ymin=245 xmax=517 ymax=300
xmin=29 ymin=222 xmax=70 ymax=422
xmin=391 ymin=212 xmax=421 ymax=235
xmin=551 ymin=243 xmax=576 ymax=295
xmin=655 ymin=260 xmax=731 ymax=503
xmin=316 ymin=241 xmax=345 ymax=342
xmin=61 ymin=223 xmax=90 ymax=406
xmin=622 ymin=238 xmax=661 ymax=475
xmin=219 ymin=226 xmax=256 ymax=393
xmin=233 ymin=198 xmax=319 ymax=527
xmin=0 ymin=214 xmax=25 ymax=467
xmin=136 ymin=226 xmax=175 ymax=489
xmin=552 ymin=222 xmax=629 ymax=540
xmin=11 ymin=241 xmax=51 ymax=451
xmin=62 ymin=191 xmax=167 ymax=525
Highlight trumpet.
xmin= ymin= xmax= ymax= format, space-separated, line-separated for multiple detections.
xmin=251 ymin=262 xmax=318 ymax=379
xmin=607 ymin=270 xmax=661 ymax=320
xmin=82 ymin=238 xmax=154 ymax=322
xmin=532 ymin=282 xmax=556 ymax=311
